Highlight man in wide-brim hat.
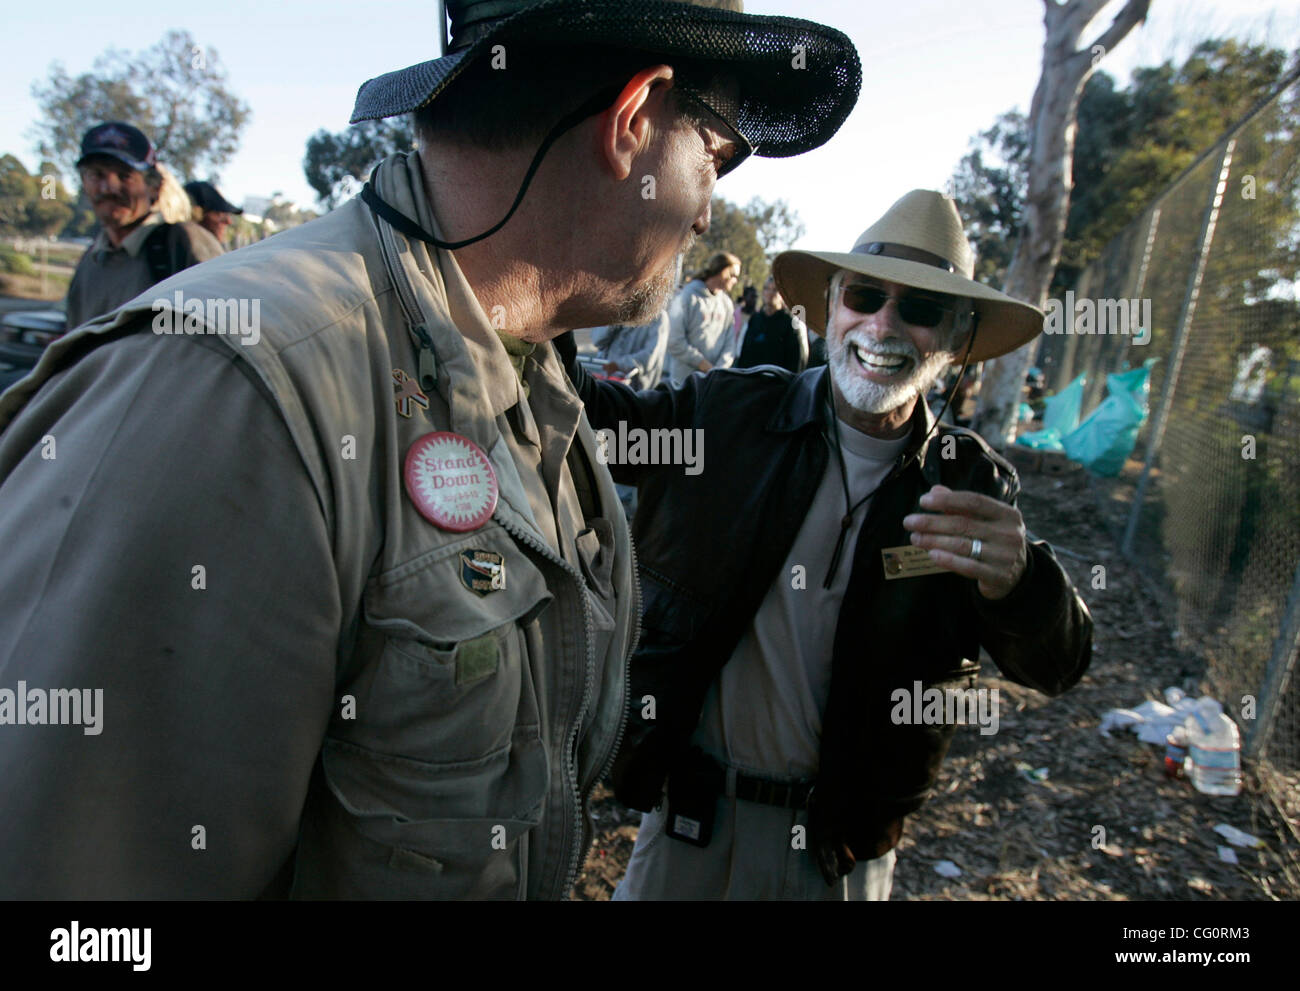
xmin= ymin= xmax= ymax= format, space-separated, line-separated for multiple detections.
xmin=0 ymin=1 xmax=859 ymax=900
xmin=561 ymin=189 xmax=1093 ymax=899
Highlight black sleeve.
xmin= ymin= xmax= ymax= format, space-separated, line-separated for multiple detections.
xmin=971 ymin=474 xmax=1094 ymax=696
xmin=557 ymin=332 xmax=708 ymax=486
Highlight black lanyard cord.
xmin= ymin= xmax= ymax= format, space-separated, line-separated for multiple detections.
xmin=359 ymin=86 xmax=620 ymax=252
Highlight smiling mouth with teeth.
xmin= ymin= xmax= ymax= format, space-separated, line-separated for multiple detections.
xmin=851 ymin=343 xmax=910 ymax=375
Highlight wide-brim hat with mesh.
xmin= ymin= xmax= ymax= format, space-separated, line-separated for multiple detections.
xmin=350 ymin=0 xmax=861 ymax=160
xmin=772 ymin=190 xmax=1043 ymax=363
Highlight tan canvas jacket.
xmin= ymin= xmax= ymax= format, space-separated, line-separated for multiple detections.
xmin=0 ymin=152 xmax=635 ymax=899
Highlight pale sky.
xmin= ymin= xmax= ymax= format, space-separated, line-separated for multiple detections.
xmin=2 ymin=0 xmax=1297 ymax=252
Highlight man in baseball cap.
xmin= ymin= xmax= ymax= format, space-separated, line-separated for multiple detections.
xmin=561 ymin=189 xmax=1092 ymax=899
xmin=66 ymin=122 xmax=222 ymax=328
xmin=184 ymin=180 xmax=244 ymax=247
xmin=0 ymin=1 xmax=860 ymax=899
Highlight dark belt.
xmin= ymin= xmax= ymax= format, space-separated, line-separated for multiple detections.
xmin=674 ymin=748 xmax=816 ymax=810
xmin=733 ymin=772 xmax=815 ymax=810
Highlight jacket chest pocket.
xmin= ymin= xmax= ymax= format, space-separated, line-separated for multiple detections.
xmin=343 ymin=524 xmax=553 ymax=768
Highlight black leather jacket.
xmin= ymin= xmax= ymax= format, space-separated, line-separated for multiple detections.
xmin=565 ymin=354 xmax=1093 ymax=866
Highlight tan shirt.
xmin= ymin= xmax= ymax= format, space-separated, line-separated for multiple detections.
xmin=696 ymin=419 xmax=909 ymax=778
xmin=65 ymin=212 xmax=223 ymax=329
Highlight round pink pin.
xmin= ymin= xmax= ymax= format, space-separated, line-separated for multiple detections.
xmin=403 ymin=432 xmax=499 ymax=532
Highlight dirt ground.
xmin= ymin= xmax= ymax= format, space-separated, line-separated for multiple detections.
xmin=570 ymin=458 xmax=1300 ymax=901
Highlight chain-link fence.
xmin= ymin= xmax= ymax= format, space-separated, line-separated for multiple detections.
xmin=1035 ymin=72 xmax=1300 ymax=774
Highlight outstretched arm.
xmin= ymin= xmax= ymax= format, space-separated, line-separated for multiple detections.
xmin=554 ymin=331 xmax=704 ymax=486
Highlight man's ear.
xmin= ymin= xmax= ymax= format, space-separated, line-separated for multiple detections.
xmin=599 ymin=64 xmax=676 ymax=181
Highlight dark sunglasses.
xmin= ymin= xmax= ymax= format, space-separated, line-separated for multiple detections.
xmin=840 ymin=282 xmax=962 ymax=329
xmin=673 ymin=89 xmax=753 ymax=178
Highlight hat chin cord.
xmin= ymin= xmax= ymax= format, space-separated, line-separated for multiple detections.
xmin=360 ymin=85 xmax=621 ymax=251
xmin=925 ymin=311 xmax=979 ymax=442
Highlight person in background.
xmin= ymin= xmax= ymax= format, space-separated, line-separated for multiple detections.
xmin=735 ymin=275 xmax=807 ymax=372
xmin=592 ymin=310 xmax=672 ymax=523
xmin=184 ymin=180 xmax=244 ymax=248
xmin=591 ymin=311 xmax=670 ymax=390
xmin=807 ymin=326 xmax=827 ymax=367
xmin=65 ymin=122 xmax=222 ymax=329
xmin=732 ymin=283 xmax=758 ymax=352
xmin=665 ymin=250 xmax=740 ymax=386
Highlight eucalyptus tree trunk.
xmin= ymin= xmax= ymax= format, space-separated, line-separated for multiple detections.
xmin=973 ymin=0 xmax=1151 ymax=447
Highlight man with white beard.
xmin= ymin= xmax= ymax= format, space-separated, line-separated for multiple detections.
xmin=560 ymin=189 xmax=1093 ymax=899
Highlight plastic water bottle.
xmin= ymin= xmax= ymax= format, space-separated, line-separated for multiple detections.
xmin=1184 ymin=699 xmax=1242 ymax=796
xmin=1163 ymin=725 xmax=1187 ymax=779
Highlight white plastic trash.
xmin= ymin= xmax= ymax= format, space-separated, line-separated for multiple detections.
xmin=1184 ymin=699 xmax=1242 ymax=797
xmin=934 ymin=860 xmax=963 ymax=878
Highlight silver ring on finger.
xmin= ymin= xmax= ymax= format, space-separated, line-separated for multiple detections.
xmin=970 ymin=537 xmax=983 ymax=561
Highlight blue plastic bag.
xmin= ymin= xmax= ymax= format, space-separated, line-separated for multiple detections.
xmin=1060 ymin=362 xmax=1153 ymax=476
xmin=1043 ymin=373 xmax=1086 ymax=435
xmin=1016 ymin=427 xmax=1064 ymax=450
xmin=1016 ymin=373 xmax=1086 ymax=452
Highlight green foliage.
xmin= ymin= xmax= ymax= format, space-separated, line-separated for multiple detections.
xmin=0 ymin=245 xmax=36 ymax=276
xmin=949 ymin=38 xmax=1297 ymax=294
xmin=303 ymin=119 xmax=416 ymax=209
xmin=261 ymin=193 xmax=319 ymax=231
xmin=947 ymin=111 xmax=1028 ymax=290
xmin=29 ymin=29 xmax=251 ymax=179
xmin=0 ymin=155 xmax=74 ymax=236
xmin=682 ymin=196 xmax=805 ymax=293
xmin=743 ymin=197 xmax=805 ymax=259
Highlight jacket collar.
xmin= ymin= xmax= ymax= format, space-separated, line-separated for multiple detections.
xmin=92 ymin=210 xmax=163 ymax=259
xmin=372 ymin=152 xmax=522 ymax=425
xmin=768 ymin=364 xmax=943 ymax=478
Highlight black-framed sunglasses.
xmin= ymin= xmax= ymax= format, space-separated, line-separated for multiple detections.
xmin=840 ymin=282 xmax=963 ymax=329
xmin=673 ymin=88 xmax=754 ymax=178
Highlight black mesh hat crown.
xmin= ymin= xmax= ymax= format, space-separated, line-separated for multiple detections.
xmin=350 ymin=0 xmax=862 ymax=160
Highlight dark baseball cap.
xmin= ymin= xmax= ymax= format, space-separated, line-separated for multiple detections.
xmin=77 ymin=122 xmax=157 ymax=172
xmin=184 ymin=181 xmax=243 ymax=215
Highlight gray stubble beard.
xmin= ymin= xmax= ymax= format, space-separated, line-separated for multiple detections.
xmin=617 ymin=247 xmax=690 ymax=325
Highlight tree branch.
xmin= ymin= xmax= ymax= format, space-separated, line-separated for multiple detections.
xmin=1086 ymin=0 xmax=1151 ymax=59
xmin=1063 ymin=0 xmax=1113 ymax=44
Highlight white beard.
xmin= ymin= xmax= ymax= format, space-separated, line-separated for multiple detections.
xmin=829 ymin=333 xmax=955 ymax=415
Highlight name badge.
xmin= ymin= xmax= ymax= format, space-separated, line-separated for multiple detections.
xmin=881 ymin=545 xmax=946 ymax=580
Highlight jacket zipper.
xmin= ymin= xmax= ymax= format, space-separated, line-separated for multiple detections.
xmin=595 ymin=533 xmax=639 ymax=786
xmin=491 ymin=511 xmax=597 ymax=901
xmin=375 ymin=206 xmax=629 ymax=897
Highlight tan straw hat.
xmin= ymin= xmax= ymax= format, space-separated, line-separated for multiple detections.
xmin=772 ymin=190 xmax=1043 ymax=362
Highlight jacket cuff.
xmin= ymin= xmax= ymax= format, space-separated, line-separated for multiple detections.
xmin=971 ymin=541 xmax=1064 ymax=636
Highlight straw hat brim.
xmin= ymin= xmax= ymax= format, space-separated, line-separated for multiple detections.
xmin=773 ymin=250 xmax=1043 ymax=363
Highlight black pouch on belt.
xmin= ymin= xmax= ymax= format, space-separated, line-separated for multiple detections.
xmin=665 ymin=747 xmax=723 ymax=848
